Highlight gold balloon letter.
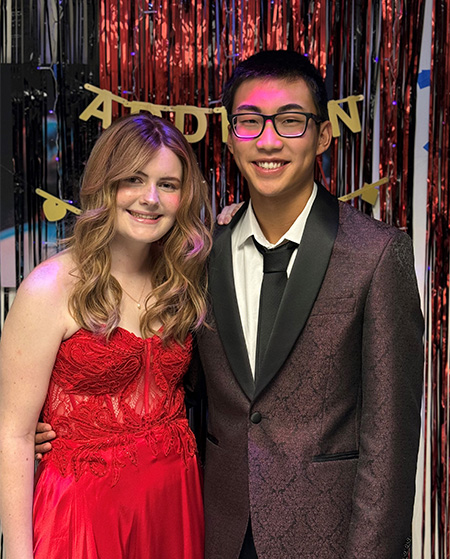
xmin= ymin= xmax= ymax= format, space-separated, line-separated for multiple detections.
xmin=174 ymin=106 xmax=208 ymax=144
xmin=79 ymin=86 xmax=113 ymax=129
xmin=328 ymin=95 xmax=364 ymax=138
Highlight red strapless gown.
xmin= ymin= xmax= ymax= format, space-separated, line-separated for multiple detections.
xmin=33 ymin=328 xmax=204 ymax=559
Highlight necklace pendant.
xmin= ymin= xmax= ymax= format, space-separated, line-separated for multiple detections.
xmin=137 ymin=303 xmax=141 ymax=310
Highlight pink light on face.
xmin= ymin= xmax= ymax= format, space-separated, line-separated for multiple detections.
xmin=227 ymin=77 xmax=331 ymax=218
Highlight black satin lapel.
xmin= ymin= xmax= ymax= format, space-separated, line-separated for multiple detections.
xmin=254 ymin=186 xmax=339 ymax=399
xmin=209 ymin=204 xmax=255 ymax=400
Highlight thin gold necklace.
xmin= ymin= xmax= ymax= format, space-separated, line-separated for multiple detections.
xmin=121 ymin=277 xmax=148 ymax=310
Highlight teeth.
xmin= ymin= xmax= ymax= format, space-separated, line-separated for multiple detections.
xmin=129 ymin=211 xmax=159 ymax=219
xmin=256 ymin=161 xmax=284 ymax=170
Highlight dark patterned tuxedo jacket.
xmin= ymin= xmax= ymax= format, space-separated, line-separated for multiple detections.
xmin=196 ymin=184 xmax=424 ymax=559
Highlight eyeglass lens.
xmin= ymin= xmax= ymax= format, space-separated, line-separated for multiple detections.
xmin=232 ymin=113 xmax=310 ymax=138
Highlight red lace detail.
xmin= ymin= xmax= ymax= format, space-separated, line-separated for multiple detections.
xmin=41 ymin=328 xmax=195 ymax=485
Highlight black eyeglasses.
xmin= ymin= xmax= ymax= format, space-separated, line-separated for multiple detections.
xmin=229 ymin=111 xmax=324 ymax=139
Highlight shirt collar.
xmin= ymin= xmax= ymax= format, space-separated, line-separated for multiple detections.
xmin=234 ymin=183 xmax=318 ymax=250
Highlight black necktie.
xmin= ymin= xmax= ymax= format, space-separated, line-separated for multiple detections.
xmin=253 ymin=237 xmax=298 ymax=377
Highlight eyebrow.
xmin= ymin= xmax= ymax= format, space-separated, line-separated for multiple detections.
xmin=234 ymin=103 xmax=307 ymax=113
xmin=132 ymin=171 xmax=181 ymax=182
xmin=159 ymin=177 xmax=182 ymax=183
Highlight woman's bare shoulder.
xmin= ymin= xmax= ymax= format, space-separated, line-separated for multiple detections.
xmin=11 ymin=251 xmax=79 ymax=329
xmin=4 ymin=250 xmax=80 ymax=340
xmin=20 ymin=250 xmax=78 ymax=295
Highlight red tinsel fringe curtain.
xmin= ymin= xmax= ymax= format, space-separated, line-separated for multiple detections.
xmin=97 ymin=0 xmax=423 ymax=232
xmin=3 ymin=1 xmax=449 ymax=557
xmin=424 ymin=0 xmax=450 ymax=557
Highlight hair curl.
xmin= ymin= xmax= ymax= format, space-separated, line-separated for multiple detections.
xmin=67 ymin=113 xmax=213 ymax=344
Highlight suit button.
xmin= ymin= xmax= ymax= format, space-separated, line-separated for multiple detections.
xmin=250 ymin=412 xmax=262 ymax=424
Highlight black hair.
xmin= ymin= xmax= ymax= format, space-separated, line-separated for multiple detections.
xmin=222 ymin=50 xmax=329 ymax=121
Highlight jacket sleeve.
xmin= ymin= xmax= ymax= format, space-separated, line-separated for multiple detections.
xmin=345 ymin=232 xmax=424 ymax=559
xmin=184 ymin=340 xmax=207 ymax=463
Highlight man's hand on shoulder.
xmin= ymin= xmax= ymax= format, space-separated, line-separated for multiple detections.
xmin=216 ymin=202 xmax=244 ymax=225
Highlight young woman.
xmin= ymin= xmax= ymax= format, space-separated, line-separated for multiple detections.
xmin=0 ymin=113 xmax=212 ymax=559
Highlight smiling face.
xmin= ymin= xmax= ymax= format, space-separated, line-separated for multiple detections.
xmin=114 ymin=146 xmax=182 ymax=247
xmin=227 ymin=77 xmax=332 ymax=214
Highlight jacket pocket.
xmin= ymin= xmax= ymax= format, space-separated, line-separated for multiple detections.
xmin=312 ymin=450 xmax=359 ymax=463
xmin=309 ymin=295 xmax=356 ymax=316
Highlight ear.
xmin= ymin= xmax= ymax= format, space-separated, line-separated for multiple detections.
xmin=316 ymin=120 xmax=332 ymax=156
xmin=226 ymin=125 xmax=235 ymax=155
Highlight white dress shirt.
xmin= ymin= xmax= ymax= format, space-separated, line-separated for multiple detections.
xmin=231 ymin=183 xmax=318 ymax=377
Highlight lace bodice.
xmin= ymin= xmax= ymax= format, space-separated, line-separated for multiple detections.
xmin=41 ymin=328 xmax=195 ymax=485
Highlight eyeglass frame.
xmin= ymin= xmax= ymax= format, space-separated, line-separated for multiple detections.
xmin=228 ymin=111 xmax=325 ymax=139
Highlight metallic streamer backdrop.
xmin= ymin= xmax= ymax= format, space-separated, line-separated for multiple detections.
xmin=423 ymin=1 xmax=450 ymax=556
xmin=0 ymin=1 xmax=447 ymax=557
xmin=95 ymin=0 xmax=426 ymax=232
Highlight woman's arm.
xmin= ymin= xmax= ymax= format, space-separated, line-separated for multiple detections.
xmin=0 ymin=260 xmax=71 ymax=559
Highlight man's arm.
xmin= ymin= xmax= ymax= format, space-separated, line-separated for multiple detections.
xmin=345 ymin=232 xmax=424 ymax=558
xmin=184 ymin=342 xmax=207 ymax=463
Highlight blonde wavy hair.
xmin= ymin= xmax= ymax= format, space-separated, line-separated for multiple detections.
xmin=67 ymin=113 xmax=213 ymax=344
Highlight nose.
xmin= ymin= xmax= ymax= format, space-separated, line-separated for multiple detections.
xmin=256 ymin=120 xmax=283 ymax=150
xmin=141 ymin=183 xmax=159 ymax=206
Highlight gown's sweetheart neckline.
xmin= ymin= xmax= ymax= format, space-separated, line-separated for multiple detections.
xmin=46 ymin=323 xmax=194 ymax=484
xmin=62 ymin=326 xmax=163 ymax=344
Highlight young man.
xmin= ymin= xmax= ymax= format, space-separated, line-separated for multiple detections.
xmin=36 ymin=51 xmax=423 ymax=558
xmin=195 ymin=50 xmax=424 ymax=558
